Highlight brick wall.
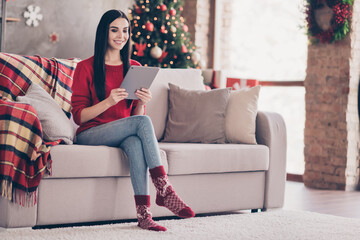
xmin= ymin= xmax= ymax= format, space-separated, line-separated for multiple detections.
xmin=183 ymin=0 xmax=214 ymax=68
xmin=304 ymin=2 xmax=360 ymax=190
xmin=218 ymin=0 xmax=233 ymax=69
xmin=183 ymin=0 xmax=233 ymax=69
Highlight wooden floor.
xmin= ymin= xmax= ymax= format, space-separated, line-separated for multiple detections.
xmin=283 ymin=181 xmax=360 ymax=219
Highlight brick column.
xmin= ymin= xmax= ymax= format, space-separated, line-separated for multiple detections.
xmin=183 ymin=0 xmax=214 ymax=68
xmin=304 ymin=2 xmax=360 ymax=190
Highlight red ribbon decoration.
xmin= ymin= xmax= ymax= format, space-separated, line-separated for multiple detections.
xmin=135 ymin=43 xmax=147 ymax=57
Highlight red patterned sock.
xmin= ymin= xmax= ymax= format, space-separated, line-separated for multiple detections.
xmin=134 ymin=195 xmax=167 ymax=232
xmin=149 ymin=166 xmax=195 ymax=218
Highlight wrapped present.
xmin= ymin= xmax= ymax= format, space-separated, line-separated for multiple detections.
xmin=226 ymin=78 xmax=259 ymax=90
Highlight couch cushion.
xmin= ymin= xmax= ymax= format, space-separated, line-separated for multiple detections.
xmin=147 ymin=68 xmax=205 ymax=141
xmin=163 ymin=83 xmax=230 ymax=144
xmin=225 ymin=86 xmax=261 ymax=144
xmin=158 ymin=142 xmax=269 ymax=176
xmin=45 ymin=145 xmax=168 ymax=179
xmin=16 ymin=83 xmax=75 ymax=144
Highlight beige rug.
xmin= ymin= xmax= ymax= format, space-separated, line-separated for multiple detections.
xmin=1 ymin=210 xmax=360 ymax=240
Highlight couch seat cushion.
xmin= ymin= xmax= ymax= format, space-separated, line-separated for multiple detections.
xmin=158 ymin=142 xmax=269 ymax=176
xmin=45 ymin=145 xmax=168 ymax=179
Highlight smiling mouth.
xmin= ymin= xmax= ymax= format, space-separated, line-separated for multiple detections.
xmin=114 ymin=40 xmax=124 ymax=45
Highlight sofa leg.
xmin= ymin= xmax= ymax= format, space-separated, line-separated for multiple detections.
xmin=251 ymin=209 xmax=259 ymax=213
xmin=261 ymin=208 xmax=267 ymax=212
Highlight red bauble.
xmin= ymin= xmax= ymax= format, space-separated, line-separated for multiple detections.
xmin=145 ymin=22 xmax=154 ymax=32
xmin=160 ymin=25 xmax=166 ymax=33
xmin=179 ymin=6 xmax=183 ymax=11
xmin=160 ymin=4 xmax=167 ymax=11
xmin=183 ymin=24 xmax=188 ymax=32
xmin=169 ymin=8 xmax=176 ymax=16
xmin=135 ymin=6 xmax=142 ymax=14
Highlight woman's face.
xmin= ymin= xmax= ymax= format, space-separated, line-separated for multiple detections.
xmin=107 ymin=17 xmax=129 ymax=51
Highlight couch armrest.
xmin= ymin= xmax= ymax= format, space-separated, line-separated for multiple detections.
xmin=256 ymin=111 xmax=287 ymax=209
xmin=0 ymin=197 xmax=37 ymax=228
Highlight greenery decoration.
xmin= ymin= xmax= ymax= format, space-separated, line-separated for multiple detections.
xmin=305 ymin=0 xmax=353 ymax=44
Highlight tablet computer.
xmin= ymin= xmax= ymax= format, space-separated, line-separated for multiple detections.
xmin=120 ymin=66 xmax=160 ymax=99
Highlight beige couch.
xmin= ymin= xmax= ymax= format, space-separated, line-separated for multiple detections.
xmin=0 ymin=68 xmax=287 ymax=228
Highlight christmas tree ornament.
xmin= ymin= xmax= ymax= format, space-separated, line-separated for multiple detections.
xmin=145 ymin=22 xmax=154 ymax=31
xmin=160 ymin=25 xmax=166 ymax=34
xmin=169 ymin=8 xmax=176 ymax=16
xmin=150 ymin=46 xmax=163 ymax=59
xmin=135 ymin=42 xmax=147 ymax=56
xmin=183 ymin=24 xmax=188 ymax=32
xmin=23 ymin=5 xmax=43 ymax=27
xmin=170 ymin=25 xmax=177 ymax=33
xmin=179 ymin=6 xmax=183 ymax=11
xmin=135 ymin=5 xmax=143 ymax=14
xmin=199 ymin=60 xmax=206 ymax=69
xmin=160 ymin=4 xmax=167 ymax=11
xmin=145 ymin=8 xmax=150 ymax=12
xmin=49 ymin=32 xmax=59 ymax=44
xmin=191 ymin=52 xmax=200 ymax=64
xmin=181 ymin=44 xmax=188 ymax=53
xmin=158 ymin=48 xmax=168 ymax=63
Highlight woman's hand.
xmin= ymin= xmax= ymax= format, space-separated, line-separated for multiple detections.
xmin=106 ymin=88 xmax=128 ymax=107
xmin=135 ymin=88 xmax=152 ymax=105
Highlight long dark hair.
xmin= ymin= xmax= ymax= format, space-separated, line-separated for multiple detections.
xmin=93 ymin=9 xmax=131 ymax=102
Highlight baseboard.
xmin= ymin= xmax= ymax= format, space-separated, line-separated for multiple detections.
xmin=286 ymin=173 xmax=303 ymax=182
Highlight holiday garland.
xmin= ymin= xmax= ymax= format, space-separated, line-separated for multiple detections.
xmin=305 ymin=0 xmax=353 ymax=44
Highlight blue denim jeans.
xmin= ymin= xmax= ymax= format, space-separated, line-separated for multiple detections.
xmin=76 ymin=115 xmax=162 ymax=195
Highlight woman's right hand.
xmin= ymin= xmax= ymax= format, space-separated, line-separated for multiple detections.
xmin=106 ymin=88 xmax=128 ymax=107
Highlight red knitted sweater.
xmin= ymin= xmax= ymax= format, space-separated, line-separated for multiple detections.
xmin=71 ymin=56 xmax=141 ymax=135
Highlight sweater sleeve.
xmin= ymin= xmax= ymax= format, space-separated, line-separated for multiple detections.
xmin=71 ymin=62 xmax=92 ymax=125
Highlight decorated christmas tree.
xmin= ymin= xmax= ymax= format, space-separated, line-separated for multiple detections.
xmin=129 ymin=0 xmax=201 ymax=68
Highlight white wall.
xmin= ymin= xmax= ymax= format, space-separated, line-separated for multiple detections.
xmin=4 ymin=0 xmax=133 ymax=59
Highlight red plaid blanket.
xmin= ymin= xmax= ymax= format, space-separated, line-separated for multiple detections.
xmin=0 ymin=53 xmax=78 ymax=206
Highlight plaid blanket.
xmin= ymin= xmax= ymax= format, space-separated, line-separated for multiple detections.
xmin=0 ymin=53 xmax=79 ymax=206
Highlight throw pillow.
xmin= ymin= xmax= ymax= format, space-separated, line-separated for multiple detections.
xmin=225 ymin=85 xmax=261 ymax=144
xmin=163 ymin=83 xmax=230 ymax=143
xmin=16 ymin=83 xmax=75 ymax=144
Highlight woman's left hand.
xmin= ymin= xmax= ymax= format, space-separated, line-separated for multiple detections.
xmin=135 ymin=88 xmax=152 ymax=105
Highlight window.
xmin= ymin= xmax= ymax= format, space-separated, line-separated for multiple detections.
xmin=215 ymin=0 xmax=307 ymax=174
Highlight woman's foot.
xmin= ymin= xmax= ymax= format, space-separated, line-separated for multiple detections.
xmin=135 ymin=195 xmax=167 ymax=232
xmin=150 ymin=166 xmax=195 ymax=218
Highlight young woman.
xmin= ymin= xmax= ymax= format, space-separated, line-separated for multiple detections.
xmin=71 ymin=9 xmax=194 ymax=232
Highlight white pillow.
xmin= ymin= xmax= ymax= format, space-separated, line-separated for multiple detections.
xmin=225 ymin=86 xmax=261 ymax=144
xmin=16 ymin=83 xmax=75 ymax=144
